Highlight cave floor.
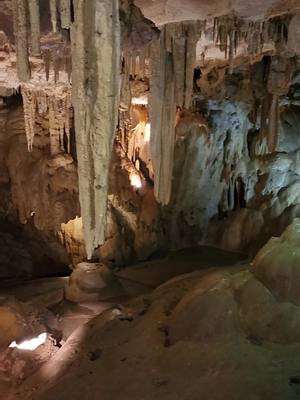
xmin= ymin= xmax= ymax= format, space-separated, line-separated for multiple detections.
xmin=7 ymin=246 xmax=295 ymax=400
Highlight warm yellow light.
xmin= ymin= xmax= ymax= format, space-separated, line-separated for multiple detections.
xmin=144 ymin=123 xmax=151 ymax=142
xmin=130 ymin=173 xmax=142 ymax=189
xmin=9 ymin=332 xmax=47 ymax=351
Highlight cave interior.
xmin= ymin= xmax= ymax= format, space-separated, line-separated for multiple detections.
xmin=2 ymin=1 xmax=300 ymax=399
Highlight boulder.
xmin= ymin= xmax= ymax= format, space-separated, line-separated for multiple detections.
xmin=252 ymin=218 xmax=300 ymax=305
xmin=236 ymin=277 xmax=300 ymax=344
xmin=168 ymin=272 xmax=241 ymax=344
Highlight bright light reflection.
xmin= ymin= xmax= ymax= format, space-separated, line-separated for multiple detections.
xmin=130 ymin=174 xmax=142 ymax=189
xmin=9 ymin=332 xmax=47 ymax=351
xmin=131 ymin=97 xmax=148 ymax=105
xmin=144 ymin=123 xmax=151 ymax=142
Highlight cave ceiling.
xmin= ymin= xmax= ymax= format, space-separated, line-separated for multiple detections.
xmin=135 ymin=0 xmax=300 ymax=24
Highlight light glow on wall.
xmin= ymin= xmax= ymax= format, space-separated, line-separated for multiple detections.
xmin=144 ymin=123 xmax=151 ymax=142
xmin=9 ymin=332 xmax=47 ymax=351
xmin=131 ymin=96 xmax=148 ymax=105
xmin=130 ymin=173 xmax=142 ymax=189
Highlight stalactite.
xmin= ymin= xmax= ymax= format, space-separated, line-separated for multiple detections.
xmin=132 ymin=51 xmax=137 ymax=77
xmin=149 ymin=21 xmax=202 ymax=204
xmin=120 ymin=52 xmax=132 ymax=111
xmin=171 ymin=23 xmax=186 ymax=107
xmin=72 ymin=0 xmax=121 ymax=259
xmin=184 ymin=22 xmax=203 ymax=108
xmin=42 ymin=49 xmax=51 ymax=81
xmin=48 ymin=92 xmax=72 ymax=155
xmin=12 ymin=0 xmax=31 ymax=82
xmin=50 ymin=0 xmax=58 ymax=32
xmin=213 ymin=14 xmax=241 ymax=68
xmin=267 ymin=94 xmax=279 ymax=153
xmin=228 ymin=177 xmax=235 ymax=211
xmin=212 ymin=14 xmax=291 ymax=67
xmin=28 ymin=0 xmax=41 ymax=56
xmin=21 ymin=85 xmax=72 ymax=154
xmin=149 ymin=27 xmax=176 ymax=205
xmin=139 ymin=49 xmax=146 ymax=79
xmin=21 ymin=85 xmax=36 ymax=151
xmin=49 ymin=97 xmax=61 ymax=155
xmin=63 ymin=46 xmax=72 ymax=82
xmin=64 ymin=93 xmax=71 ymax=153
xmin=59 ymin=0 xmax=71 ymax=29
xmin=37 ymin=90 xmax=48 ymax=115
xmin=54 ymin=51 xmax=61 ymax=83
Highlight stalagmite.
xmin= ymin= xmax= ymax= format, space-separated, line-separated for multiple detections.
xmin=72 ymin=0 xmax=121 ymax=259
xmin=12 ymin=0 xmax=31 ymax=82
xmin=60 ymin=0 xmax=71 ymax=30
xmin=28 ymin=0 xmax=41 ymax=56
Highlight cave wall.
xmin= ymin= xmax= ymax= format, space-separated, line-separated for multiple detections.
xmin=164 ymin=59 xmax=300 ymax=255
xmin=0 ymin=94 xmax=77 ymax=279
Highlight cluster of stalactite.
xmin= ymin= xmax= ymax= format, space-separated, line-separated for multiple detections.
xmin=149 ymin=21 xmax=204 ymax=205
xmin=12 ymin=0 xmax=72 ymax=82
xmin=42 ymin=44 xmax=72 ymax=83
xmin=213 ymin=14 xmax=241 ymax=67
xmin=124 ymin=47 xmax=150 ymax=80
xmin=11 ymin=0 xmax=159 ymax=260
xmin=21 ymin=84 xmax=72 ymax=154
xmin=213 ymin=13 xmax=291 ymax=64
xmin=212 ymin=14 xmax=294 ymax=156
xmin=120 ymin=46 xmax=150 ymax=112
xmin=255 ymin=56 xmax=294 ymax=155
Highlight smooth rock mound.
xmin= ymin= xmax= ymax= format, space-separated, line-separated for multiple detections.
xmin=64 ymin=262 xmax=124 ymax=303
xmin=252 ymin=218 xmax=300 ymax=305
